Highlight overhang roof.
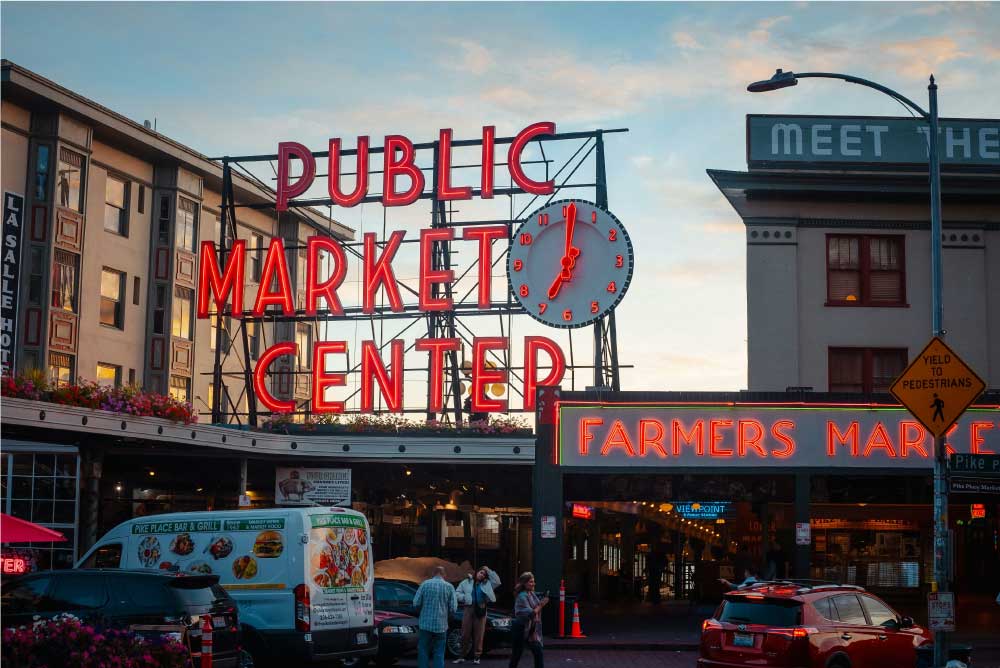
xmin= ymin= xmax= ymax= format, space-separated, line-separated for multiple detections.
xmin=2 ymin=60 xmax=353 ymax=241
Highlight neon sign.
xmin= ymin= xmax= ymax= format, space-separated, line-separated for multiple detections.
xmin=558 ymin=403 xmax=1000 ymax=468
xmin=571 ymin=503 xmax=595 ymax=519
xmin=971 ymin=503 xmax=986 ymax=519
xmin=1 ymin=556 xmax=28 ymax=575
xmin=673 ymin=502 xmax=732 ymax=520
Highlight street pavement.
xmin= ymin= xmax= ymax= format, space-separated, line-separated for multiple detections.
xmin=386 ymin=647 xmax=1000 ymax=667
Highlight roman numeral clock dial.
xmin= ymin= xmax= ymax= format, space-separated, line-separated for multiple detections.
xmin=507 ymin=199 xmax=634 ymax=328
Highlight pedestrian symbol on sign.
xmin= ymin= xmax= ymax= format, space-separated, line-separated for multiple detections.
xmin=931 ymin=394 xmax=945 ymax=422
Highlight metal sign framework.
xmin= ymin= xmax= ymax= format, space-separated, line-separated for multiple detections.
xmin=207 ymin=128 xmax=628 ymax=427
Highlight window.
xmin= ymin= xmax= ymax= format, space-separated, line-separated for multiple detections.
xmin=169 ymin=375 xmax=190 ymax=402
xmin=247 ymin=320 xmax=260 ymax=360
xmin=176 ymin=198 xmax=198 ymax=252
xmin=49 ymin=576 xmax=108 ymax=610
xmin=5 ymin=453 xmax=79 ymax=569
xmin=100 ymin=268 xmax=125 ymax=328
xmin=153 ymin=285 xmax=166 ymax=334
xmin=128 ymin=368 xmax=136 ymax=386
xmin=251 ymin=232 xmax=264 ymax=282
xmin=296 ymin=325 xmax=311 ymax=370
xmin=831 ymin=594 xmax=868 ymax=625
xmin=51 ymin=250 xmax=79 ymax=312
xmin=48 ymin=353 xmax=74 ymax=388
xmin=171 ymin=287 xmax=193 ymax=340
xmin=104 ymin=175 xmax=128 ymax=235
xmin=137 ymin=184 xmax=145 ymax=214
xmin=827 ymin=235 xmax=905 ymax=306
xmin=28 ymin=247 xmax=45 ymax=305
xmin=210 ymin=316 xmax=231 ymax=353
xmin=719 ymin=600 xmax=801 ymax=626
xmin=81 ymin=544 xmax=122 ymax=569
xmin=861 ymin=595 xmax=898 ymax=627
xmin=0 ymin=576 xmax=52 ymax=614
xmin=158 ymin=196 xmax=170 ymax=244
xmin=57 ymin=148 xmax=84 ymax=212
xmin=133 ymin=276 xmax=141 ymax=305
xmin=297 ymin=249 xmax=308 ymax=308
xmin=96 ymin=363 xmax=121 ymax=388
xmin=814 ymin=596 xmax=836 ymax=621
xmin=35 ymin=145 xmax=50 ymax=201
xmin=829 ymin=348 xmax=908 ymax=394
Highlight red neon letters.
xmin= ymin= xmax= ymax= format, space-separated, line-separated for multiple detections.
xmin=523 ymin=336 xmax=567 ymax=412
xmin=462 ymin=225 xmax=507 ymax=309
xmin=419 ymin=228 xmax=456 ymax=311
xmin=252 ymin=238 xmax=295 ymax=317
xmin=360 ymin=340 xmax=404 ymax=412
xmin=471 ymin=337 xmax=508 ymax=413
xmin=253 ymin=342 xmax=297 ymax=413
xmin=274 ymin=122 xmax=555 ymax=211
xmin=305 ymin=237 xmax=347 ymax=316
xmin=312 ymin=341 xmax=348 ymax=413
xmin=363 ymin=231 xmax=406 ymax=313
xmin=197 ymin=239 xmax=245 ymax=318
xmin=416 ymin=338 xmax=462 ymax=413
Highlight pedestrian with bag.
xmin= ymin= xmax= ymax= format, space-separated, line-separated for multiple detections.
xmin=454 ymin=565 xmax=501 ymax=664
xmin=413 ymin=566 xmax=458 ymax=668
xmin=508 ymin=572 xmax=547 ymax=668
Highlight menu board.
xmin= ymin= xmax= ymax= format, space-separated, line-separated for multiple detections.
xmin=308 ymin=513 xmax=374 ymax=630
xmin=129 ymin=517 xmax=287 ymax=588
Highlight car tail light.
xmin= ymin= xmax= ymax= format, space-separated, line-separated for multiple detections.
xmin=294 ymin=584 xmax=311 ymax=632
xmin=702 ymin=618 xmax=722 ymax=633
xmin=769 ymin=627 xmax=817 ymax=639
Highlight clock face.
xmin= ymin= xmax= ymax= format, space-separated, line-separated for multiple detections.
xmin=507 ymin=199 xmax=634 ymax=329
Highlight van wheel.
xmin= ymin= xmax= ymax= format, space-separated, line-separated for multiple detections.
xmin=446 ymin=628 xmax=464 ymax=658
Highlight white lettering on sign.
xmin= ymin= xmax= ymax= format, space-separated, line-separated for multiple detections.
xmin=981 ymin=128 xmax=1000 ymax=159
xmin=840 ymin=125 xmax=862 ymax=157
xmin=771 ymin=124 xmax=803 ymax=155
xmin=947 ymin=127 xmax=971 ymax=159
xmin=811 ymin=124 xmax=833 ymax=156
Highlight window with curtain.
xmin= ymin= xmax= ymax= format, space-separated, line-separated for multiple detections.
xmin=827 ymin=235 xmax=905 ymax=306
xmin=50 ymin=250 xmax=79 ymax=312
xmin=48 ymin=353 xmax=74 ymax=388
xmin=829 ymin=347 xmax=908 ymax=394
xmin=169 ymin=375 xmax=190 ymax=402
xmin=57 ymin=148 xmax=84 ymax=212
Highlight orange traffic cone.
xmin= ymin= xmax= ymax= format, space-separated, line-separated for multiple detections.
xmin=569 ymin=601 xmax=586 ymax=638
xmin=200 ymin=615 xmax=213 ymax=668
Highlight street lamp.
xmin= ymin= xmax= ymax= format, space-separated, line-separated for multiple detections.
xmin=748 ymin=68 xmax=948 ymax=667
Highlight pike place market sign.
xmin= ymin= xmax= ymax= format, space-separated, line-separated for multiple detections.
xmin=199 ymin=122 xmax=633 ymax=414
xmin=557 ymin=404 xmax=1000 ymax=468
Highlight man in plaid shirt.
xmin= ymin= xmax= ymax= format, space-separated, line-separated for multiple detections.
xmin=413 ymin=566 xmax=458 ymax=668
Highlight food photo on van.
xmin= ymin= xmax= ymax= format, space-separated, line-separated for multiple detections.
xmin=76 ymin=506 xmax=377 ymax=666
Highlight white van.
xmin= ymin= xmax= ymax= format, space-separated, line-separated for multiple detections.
xmin=77 ymin=507 xmax=376 ymax=664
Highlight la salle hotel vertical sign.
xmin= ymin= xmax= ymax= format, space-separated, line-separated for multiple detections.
xmin=1 ymin=192 xmax=24 ymax=375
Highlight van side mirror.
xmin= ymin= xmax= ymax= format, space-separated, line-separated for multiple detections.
xmin=899 ymin=616 xmax=914 ymax=629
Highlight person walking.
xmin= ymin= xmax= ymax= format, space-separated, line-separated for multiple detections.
xmin=508 ymin=572 xmax=547 ymax=668
xmin=413 ymin=566 xmax=458 ymax=668
xmin=454 ymin=565 xmax=501 ymax=664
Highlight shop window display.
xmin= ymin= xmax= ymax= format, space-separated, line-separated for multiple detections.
xmin=2 ymin=452 xmax=79 ymax=569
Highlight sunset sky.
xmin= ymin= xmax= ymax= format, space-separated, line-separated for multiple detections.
xmin=4 ymin=2 xmax=998 ymax=400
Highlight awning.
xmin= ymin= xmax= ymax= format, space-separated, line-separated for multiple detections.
xmin=0 ymin=513 xmax=67 ymax=543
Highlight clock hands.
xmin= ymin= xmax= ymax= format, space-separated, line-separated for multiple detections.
xmin=547 ymin=202 xmax=582 ymax=300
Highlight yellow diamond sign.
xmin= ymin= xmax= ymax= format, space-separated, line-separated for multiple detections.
xmin=890 ymin=337 xmax=986 ymax=438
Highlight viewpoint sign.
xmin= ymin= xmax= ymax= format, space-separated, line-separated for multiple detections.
xmin=747 ymin=115 xmax=1000 ymax=169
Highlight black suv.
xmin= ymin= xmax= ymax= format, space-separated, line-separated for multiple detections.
xmin=1 ymin=569 xmax=241 ymax=668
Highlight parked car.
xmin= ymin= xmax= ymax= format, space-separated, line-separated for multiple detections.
xmin=699 ymin=582 xmax=932 ymax=668
xmin=373 ymin=578 xmax=513 ymax=658
xmin=0 ymin=569 xmax=241 ymax=668
xmin=76 ymin=507 xmax=377 ymax=666
xmin=342 ymin=610 xmax=419 ymax=667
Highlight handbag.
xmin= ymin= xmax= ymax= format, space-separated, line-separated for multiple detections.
xmin=473 ymin=585 xmax=487 ymax=617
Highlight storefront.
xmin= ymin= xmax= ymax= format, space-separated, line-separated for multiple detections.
xmin=532 ymin=389 xmax=1000 ymax=615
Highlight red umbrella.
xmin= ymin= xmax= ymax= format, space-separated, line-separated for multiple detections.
xmin=0 ymin=513 xmax=67 ymax=543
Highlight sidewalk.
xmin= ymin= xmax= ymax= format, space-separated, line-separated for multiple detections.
xmin=545 ymin=599 xmax=1000 ymax=651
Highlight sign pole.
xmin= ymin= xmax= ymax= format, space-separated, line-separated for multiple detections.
xmin=927 ymin=75 xmax=950 ymax=668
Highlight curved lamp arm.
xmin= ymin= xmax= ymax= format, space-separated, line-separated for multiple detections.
xmin=793 ymin=72 xmax=929 ymax=119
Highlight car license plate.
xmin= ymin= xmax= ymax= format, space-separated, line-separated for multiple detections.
xmin=356 ymin=632 xmax=368 ymax=645
xmin=213 ymin=616 xmax=226 ymax=629
xmin=733 ymin=632 xmax=754 ymax=647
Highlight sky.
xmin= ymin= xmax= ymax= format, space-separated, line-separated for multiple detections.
xmin=3 ymin=1 xmax=999 ymax=401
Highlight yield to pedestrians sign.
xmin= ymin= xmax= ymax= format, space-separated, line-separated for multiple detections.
xmin=890 ymin=337 xmax=986 ymax=438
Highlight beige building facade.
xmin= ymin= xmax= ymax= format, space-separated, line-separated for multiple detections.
xmin=1 ymin=60 xmax=351 ymax=421
xmin=710 ymin=115 xmax=1000 ymax=395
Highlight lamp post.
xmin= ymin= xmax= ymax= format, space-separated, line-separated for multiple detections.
xmin=747 ymin=69 xmax=948 ymax=667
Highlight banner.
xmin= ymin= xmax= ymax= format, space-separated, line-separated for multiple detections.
xmin=2 ymin=192 xmax=24 ymax=375
xmin=276 ymin=467 xmax=351 ymax=506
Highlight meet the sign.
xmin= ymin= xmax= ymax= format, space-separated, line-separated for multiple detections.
xmin=747 ymin=115 xmax=1000 ymax=168
xmin=558 ymin=404 xmax=999 ymax=468
xmin=1 ymin=192 xmax=24 ymax=375
xmin=950 ymin=453 xmax=1000 ymax=476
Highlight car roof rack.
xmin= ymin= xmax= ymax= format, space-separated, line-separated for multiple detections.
xmin=739 ymin=580 xmax=866 ymax=594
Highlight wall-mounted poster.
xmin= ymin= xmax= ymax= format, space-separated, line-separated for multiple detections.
xmin=276 ymin=468 xmax=351 ymax=507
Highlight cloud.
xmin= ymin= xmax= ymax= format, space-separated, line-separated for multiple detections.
xmin=881 ymin=37 xmax=970 ymax=78
xmin=672 ymin=31 xmax=701 ymax=50
xmin=442 ymin=38 xmax=495 ymax=75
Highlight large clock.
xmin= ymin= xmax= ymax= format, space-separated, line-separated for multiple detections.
xmin=507 ymin=199 xmax=633 ymax=328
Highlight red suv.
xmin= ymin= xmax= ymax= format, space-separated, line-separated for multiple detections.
xmin=699 ymin=583 xmax=932 ymax=668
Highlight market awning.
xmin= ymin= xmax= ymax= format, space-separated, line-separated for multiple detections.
xmin=0 ymin=513 xmax=67 ymax=543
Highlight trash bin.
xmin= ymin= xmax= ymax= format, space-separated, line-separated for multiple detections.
xmin=915 ymin=643 xmax=973 ymax=668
